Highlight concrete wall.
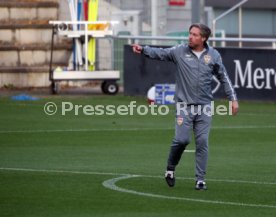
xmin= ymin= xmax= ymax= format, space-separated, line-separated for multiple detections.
xmin=0 ymin=0 xmax=71 ymax=88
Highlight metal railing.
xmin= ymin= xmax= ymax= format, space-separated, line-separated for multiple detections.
xmin=107 ymin=35 xmax=276 ymax=83
xmin=212 ymin=0 xmax=249 ymax=47
xmin=113 ymin=35 xmax=276 ymax=48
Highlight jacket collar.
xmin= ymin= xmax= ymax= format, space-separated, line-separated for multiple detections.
xmin=188 ymin=43 xmax=210 ymax=52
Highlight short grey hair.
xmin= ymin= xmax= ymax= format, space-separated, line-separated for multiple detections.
xmin=189 ymin=23 xmax=211 ymax=44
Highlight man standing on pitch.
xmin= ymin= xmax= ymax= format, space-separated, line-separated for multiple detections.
xmin=132 ymin=23 xmax=239 ymax=190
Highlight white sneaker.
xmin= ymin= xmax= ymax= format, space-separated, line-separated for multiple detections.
xmin=195 ymin=180 xmax=207 ymax=190
xmin=165 ymin=171 xmax=175 ymax=187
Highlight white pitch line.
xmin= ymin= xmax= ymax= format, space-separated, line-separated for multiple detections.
xmin=141 ymin=175 xmax=276 ymax=186
xmin=184 ymin=150 xmax=195 ymax=153
xmin=0 ymin=167 xmax=275 ymax=185
xmin=241 ymin=113 xmax=276 ymax=117
xmin=0 ymin=128 xmax=172 ymax=134
xmin=1 ymin=167 xmax=276 ymax=208
xmin=102 ymin=175 xmax=276 ymax=209
xmin=0 ymin=167 xmax=128 ymax=177
xmin=212 ymin=125 xmax=276 ymax=129
xmin=0 ymin=125 xmax=275 ymax=134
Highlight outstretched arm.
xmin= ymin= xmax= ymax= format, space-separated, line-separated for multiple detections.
xmin=131 ymin=44 xmax=176 ymax=62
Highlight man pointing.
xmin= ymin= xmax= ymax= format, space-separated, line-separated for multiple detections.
xmin=132 ymin=23 xmax=239 ymax=190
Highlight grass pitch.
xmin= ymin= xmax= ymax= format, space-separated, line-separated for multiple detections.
xmin=0 ymin=95 xmax=275 ymax=217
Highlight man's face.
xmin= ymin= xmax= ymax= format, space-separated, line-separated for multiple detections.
xmin=188 ymin=27 xmax=206 ymax=49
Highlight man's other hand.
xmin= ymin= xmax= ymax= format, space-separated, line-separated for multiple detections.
xmin=232 ymin=100 xmax=239 ymax=116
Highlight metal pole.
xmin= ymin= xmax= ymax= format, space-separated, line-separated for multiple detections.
xmin=239 ymin=7 xmax=243 ymax=48
xmin=151 ymin=0 xmax=157 ymax=36
xmin=110 ymin=37 xmax=115 ymax=70
xmin=192 ymin=0 xmax=205 ymax=23
xmin=115 ymin=34 xmax=276 ymax=46
xmin=49 ymin=26 xmax=55 ymax=81
xmin=192 ymin=0 xmax=200 ymax=23
xmin=212 ymin=21 xmax=216 ymax=47
xmin=151 ymin=0 xmax=158 ymax=45
xmin=85 ymin=23 xmax=88 ymax=71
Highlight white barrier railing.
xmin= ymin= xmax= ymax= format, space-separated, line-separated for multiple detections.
xmin=113 ymin=35 xmax=276 ymax=49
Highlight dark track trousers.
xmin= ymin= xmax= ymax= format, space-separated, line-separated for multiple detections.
xmin=167 ymin=104 xmax=212 ymax=181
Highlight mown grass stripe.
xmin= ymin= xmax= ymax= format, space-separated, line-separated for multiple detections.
xmin=0 ymin=125 xmax=275 ymax=134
